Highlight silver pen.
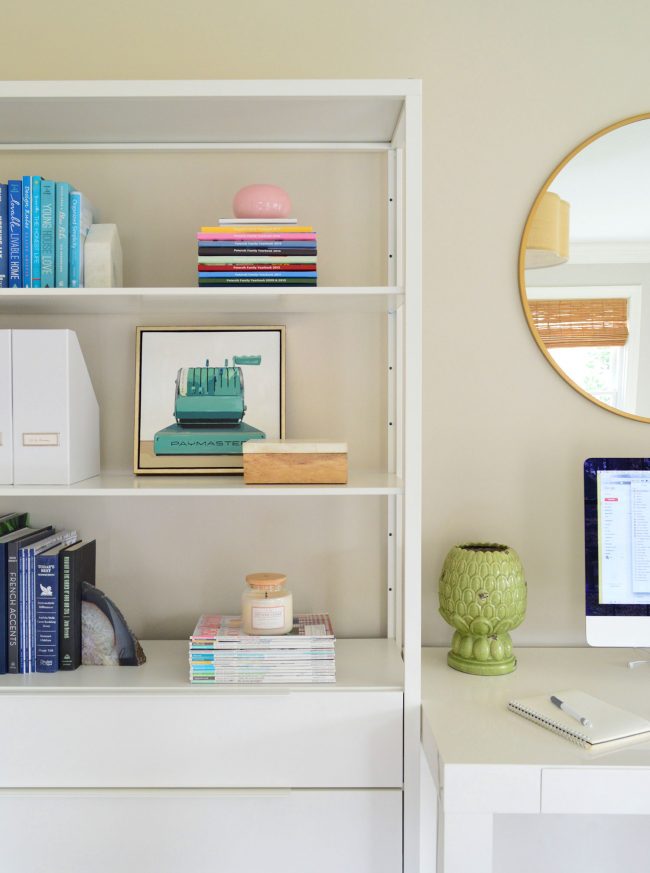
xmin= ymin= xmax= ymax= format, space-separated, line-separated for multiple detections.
xmin=550 ymin=695 xmax=593 ymax=728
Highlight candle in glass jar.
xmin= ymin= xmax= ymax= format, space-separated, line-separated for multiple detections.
xmin=241 ymin=572 xmax=293 ymax=635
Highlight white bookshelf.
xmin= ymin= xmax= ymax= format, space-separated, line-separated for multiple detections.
xmin=0 ymin=80 xmax=421 ymax=873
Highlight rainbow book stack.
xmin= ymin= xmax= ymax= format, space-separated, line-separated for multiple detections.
xmin=189 ymin=613 xmax=335 ymax=683
xmin=197 ymin=218 xmax=318 ymax=287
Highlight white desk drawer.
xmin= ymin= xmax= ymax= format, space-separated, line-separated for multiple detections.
xmin=542 ymin=768 xmax=650 ymax=814
xmin=0 ymin=788 xmax=402 ymax=873
xmin=0 ymin=691 xmax=403 ymax=787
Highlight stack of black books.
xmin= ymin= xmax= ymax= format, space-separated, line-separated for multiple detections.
xmin=0 ymin=510 xmax=96 ymax=674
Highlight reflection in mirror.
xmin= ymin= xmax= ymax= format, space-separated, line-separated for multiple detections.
xmin=520 ymin=116 xmax=650 ymax=421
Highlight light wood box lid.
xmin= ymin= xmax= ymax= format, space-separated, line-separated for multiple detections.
xmin=243 ymin=439 xmax=348 ymax=455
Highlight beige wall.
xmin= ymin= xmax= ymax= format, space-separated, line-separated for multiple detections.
xmin=3 ymin=0 xmax=650 ymax=645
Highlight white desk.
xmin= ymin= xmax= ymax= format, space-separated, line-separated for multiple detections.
xmin=421 ymin=646 xmax=650 ymax=873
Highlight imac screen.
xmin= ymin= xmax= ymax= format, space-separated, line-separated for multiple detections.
xmin=585 ymin=458 xmax=650 ymax=616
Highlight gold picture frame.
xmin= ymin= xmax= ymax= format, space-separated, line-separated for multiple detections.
xmin=134 ymin=325 xmax=286 ymax=475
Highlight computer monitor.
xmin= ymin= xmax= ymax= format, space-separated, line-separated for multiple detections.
xmin=585 ymin=458 xmax=650 ymax=645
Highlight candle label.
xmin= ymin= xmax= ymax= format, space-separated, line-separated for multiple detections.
xmin=252 ymin=604 xmax=286 ymax=629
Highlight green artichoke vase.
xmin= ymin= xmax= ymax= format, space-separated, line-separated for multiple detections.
xmin=438 ymin=543 xmax=527 ymax=676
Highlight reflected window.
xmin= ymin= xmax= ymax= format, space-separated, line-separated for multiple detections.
xmin=525 ymin=287 xmax=641 ymax=414
xmin=549 ymin=345 xmax=624 ymax=408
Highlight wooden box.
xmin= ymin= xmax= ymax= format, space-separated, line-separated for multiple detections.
xmin=243 ymin=440 xmax=348 ymax=484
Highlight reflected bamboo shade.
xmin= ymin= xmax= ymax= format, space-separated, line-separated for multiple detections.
xmin=529 ymin=298 xmax=629 ymax=348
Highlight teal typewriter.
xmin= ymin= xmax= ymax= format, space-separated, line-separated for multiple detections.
xmin=154 ymin=356 xmax=266 ymax=455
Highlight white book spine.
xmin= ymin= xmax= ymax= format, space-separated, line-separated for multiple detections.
xmin=218 ymin=217 xmax=298 ymax=225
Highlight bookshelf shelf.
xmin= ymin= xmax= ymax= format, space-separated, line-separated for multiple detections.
xmin=0 ymin=80 xmax=418 ymax=146
xmin=0 ymin=638 xmax=404 ymax=693
xmin=0 ymin=286 xmax=404 ymax=316
xmin=0 ymin=471 xmax=403 ymax=498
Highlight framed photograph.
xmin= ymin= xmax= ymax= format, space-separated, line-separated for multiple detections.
xmin=134 ymin=326 xmax=285 ymax=475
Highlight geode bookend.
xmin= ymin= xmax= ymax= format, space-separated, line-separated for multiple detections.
xmin=81 ymin=581 xmax=146 ymax=666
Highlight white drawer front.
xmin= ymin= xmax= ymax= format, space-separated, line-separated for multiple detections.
xmin=542 ymin=768 xmax=650 ymax=814
xmin=0 ymin=692 xmax=402 ymax=787
xmin=0 ymin=788 xmax=402 ymax=873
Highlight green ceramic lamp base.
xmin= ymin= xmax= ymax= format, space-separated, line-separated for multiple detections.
xmin=447 ymin=649 xmax=517 ymax=676
xmin=447 ymin=630 xmax=517 ymax=676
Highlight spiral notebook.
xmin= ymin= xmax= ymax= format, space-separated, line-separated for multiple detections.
xmin=508 ymin=690 xmax=650 ymax=749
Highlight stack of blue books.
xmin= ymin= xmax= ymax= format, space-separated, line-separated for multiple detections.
xmin=0 ymin=177 xmax=93 ymax=289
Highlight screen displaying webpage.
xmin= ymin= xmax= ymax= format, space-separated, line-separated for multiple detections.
xmin=598 ymin=470 xmax=650 ymax=604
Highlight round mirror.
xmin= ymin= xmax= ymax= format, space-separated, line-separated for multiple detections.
xmin=519 ymin=114 xmax=650 ymax=421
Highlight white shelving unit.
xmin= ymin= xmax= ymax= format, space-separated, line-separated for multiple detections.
xmin=0 ymin=80 xmax=421 ymax=873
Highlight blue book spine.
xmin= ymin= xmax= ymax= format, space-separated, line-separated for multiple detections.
xmin=30 ymin=547 xmax=36 ymax=672
xmin=31 ymin=176 xmax=42 ymax=288
xmin=23 ymin=546 xmax=33 ymax=673
xmin=0 ymin=184 xmax=7 ymax=288
xmin=35 ymin=554 xmax=59 ymax=673
xmin=18 ymin=546 xmax=27 ymax=673
xmin=0 ymin=182 xmax=9 ymax=288
xmin=55 ymin=182 xmax=71 ymax=287
xmin=8 ymin=181 xmax=22 ymax=288
xmin=40 ymin=180 xmax=56 ymax=288
xmin=21 ymin=175 xmax=31 ymax=288
xmin=0 ymin=543 xmax=8 ymax=674
xmin=69 ymin=191 xmax=81 ymax=288
xmin=25 ymin=547 xmax=33 ymax=673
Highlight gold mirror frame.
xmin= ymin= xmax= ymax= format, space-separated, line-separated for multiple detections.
xmin=518 ymin=112 xmax=650 ymax=423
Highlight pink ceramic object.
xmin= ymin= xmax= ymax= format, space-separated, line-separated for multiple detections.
xmin=233 ymin=184 xmax=292 ymax=219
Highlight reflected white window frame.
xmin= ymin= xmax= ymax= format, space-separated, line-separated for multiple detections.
xmin=525 ymin=285 xmax=642 ymax=415
xmin=549 ymin=345 xmax=623 ymax=407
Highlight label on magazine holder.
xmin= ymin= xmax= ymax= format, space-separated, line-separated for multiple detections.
xmin=23 ymin=433 xmax=59 ymax=446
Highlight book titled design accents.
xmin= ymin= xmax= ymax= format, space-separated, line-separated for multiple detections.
xmin=189 ymin=613 xmax=335 ymax=684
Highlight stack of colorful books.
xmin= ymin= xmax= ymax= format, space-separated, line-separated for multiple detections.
xmin=196 ymin=218 xmax=317 ymax=287
xmin=189 ymin=613 xmax=335 ymax=683
xmin=0 ymin=176 xmax=93 ymax=288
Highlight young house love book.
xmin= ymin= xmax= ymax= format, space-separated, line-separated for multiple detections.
xmin=508 ymin=690 xmax=650 ymax=749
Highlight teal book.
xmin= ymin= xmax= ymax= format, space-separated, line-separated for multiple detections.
xmin=69 ymin=191 xmax=93 ymax=288
xmin=30 ymin=176 xmax=43 ymax=287
xmin=55 ymin=181 xmax=72 ymax=287
xmin=21 ymin=175 xmax=31 ymax=287
xmin=40 ymin=180 xmax=56 ymax=288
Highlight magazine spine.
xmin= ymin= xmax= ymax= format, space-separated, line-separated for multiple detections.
xmin=8 ymin=180 xmax=22 ymax=287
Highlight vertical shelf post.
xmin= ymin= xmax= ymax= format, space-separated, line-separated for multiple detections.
xmin=387 ymin=148 xmax=398 ymax=640
xmin=400 ymin=89 xmax=423 ymax=873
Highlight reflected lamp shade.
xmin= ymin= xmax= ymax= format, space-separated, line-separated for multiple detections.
xmin=525 ymin=191 xmax=570 ymax=268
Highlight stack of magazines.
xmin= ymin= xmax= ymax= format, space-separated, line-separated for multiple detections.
xmin=196 ymin=218 xmax=318 ymax=287
xmin=189 ymin=613 xmax=335 ymax=684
